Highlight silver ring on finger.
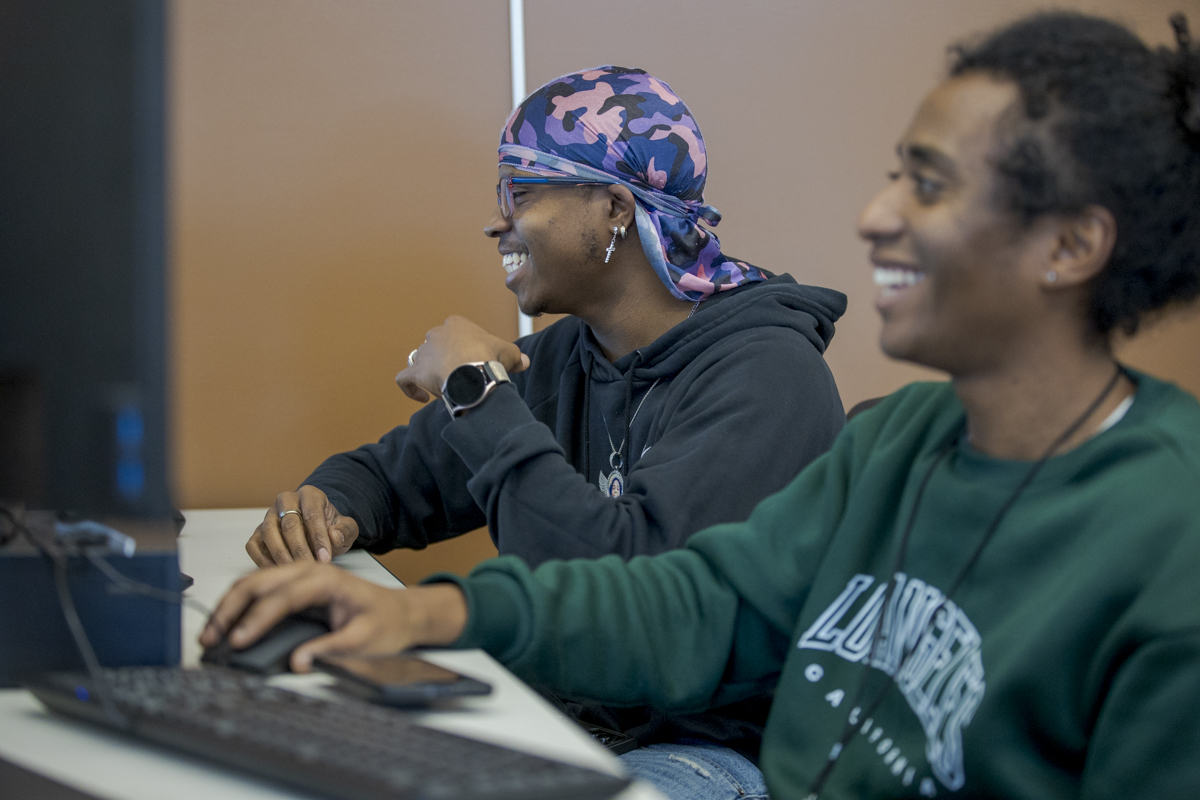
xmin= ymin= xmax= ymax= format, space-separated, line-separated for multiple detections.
xmin=407 ymin=348 xmax=419 ymax=367
xmin=278 ymin=509 xmax=302 ymax=521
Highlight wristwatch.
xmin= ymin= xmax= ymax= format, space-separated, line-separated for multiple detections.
xmin=441 ymin=361 xmax=511 ymax=417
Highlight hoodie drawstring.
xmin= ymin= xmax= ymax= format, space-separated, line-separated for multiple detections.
xmin=582 ymin=368 xmax=591 ymax=480
xmin=621 ymin=351 xmax=644 ymax=477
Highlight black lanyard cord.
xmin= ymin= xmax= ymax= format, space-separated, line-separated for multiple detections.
xmin=803 ymin=365 xmax=1124 ymax=799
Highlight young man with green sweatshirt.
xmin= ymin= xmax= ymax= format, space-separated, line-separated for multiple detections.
xmin=204 ymin=12 xmax=1200 ymax=799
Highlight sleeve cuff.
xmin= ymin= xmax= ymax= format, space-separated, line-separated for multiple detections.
xmin=321 ymin=490 xmax=377 ymax=551
xmin=421 ymin=560 xmax=532 ymax=662
xmin=439 ymin=382 xmax=547 ymax=473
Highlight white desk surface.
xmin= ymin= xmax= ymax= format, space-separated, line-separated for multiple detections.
xmin=0 ymin=508 xmax=663 ymax=800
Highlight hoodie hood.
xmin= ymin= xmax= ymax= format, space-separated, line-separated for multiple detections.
xmin=503 ymin=271 xmax=845 ymax=505
xmin=558 ymin=273 xmax=845 ymax=494
xmin=582 ymin=273 xmax=846 ymax=382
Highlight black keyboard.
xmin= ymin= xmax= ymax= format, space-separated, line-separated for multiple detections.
xmin=28 ymin=666 xmax=630 ymax=800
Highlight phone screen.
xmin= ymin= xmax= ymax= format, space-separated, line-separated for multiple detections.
xmin=314 ymin=654 xmax=492 ymax=705
xmin=320 ymin=654 xmax=467 ymax=687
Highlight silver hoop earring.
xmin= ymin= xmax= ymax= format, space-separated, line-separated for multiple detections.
xmin=619 ymin=225 xmax=626 ymax=239
xmin=1046 ymin=270 xmax=1058 ymax=283
xmin=605 ymin=227 xmax=619 ymax=263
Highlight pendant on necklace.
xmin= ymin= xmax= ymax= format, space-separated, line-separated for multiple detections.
xmin=596 ymin=378 xmax=662 ymax=500
xmin=599 ymin=450 xmax=625 ymax=497
xmin=599 ymin=469 xmax=625 ymax=497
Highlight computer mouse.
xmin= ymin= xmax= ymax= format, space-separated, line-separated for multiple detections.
xmin=201 ymin=606 xmax=331 ymax=675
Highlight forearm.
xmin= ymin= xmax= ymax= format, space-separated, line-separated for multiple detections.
xmin=305 ymin=447 xmax=401 ymax=550
xmin=307 ymin=408 xmax=486 ymax=553
xmin=436 ymin=550 xmax=768 ymax=712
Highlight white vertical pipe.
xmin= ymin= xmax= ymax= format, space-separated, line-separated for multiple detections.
xmin=510 ymin=0 xmax=534 ymax=338
xmin=509 ymin=0 xmax=526 ymax=111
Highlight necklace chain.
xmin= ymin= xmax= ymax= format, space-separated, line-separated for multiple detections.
xmin=601 ymin=300 xmax=698 ymax=468
xmin=602 ymin=378 xmax=662 ymax=471
xmin=596 ymin=299 xmax=700 ymax=493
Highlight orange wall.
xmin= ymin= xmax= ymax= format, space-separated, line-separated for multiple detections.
xmin=172 ymin=0 xmax=513 ymax=508
xmin=171 ymin=0 xmax=1200 ymax=582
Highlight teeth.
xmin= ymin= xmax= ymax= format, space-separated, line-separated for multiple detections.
xmin=873 ymin=267 xmax=924 ymax=289
xmin=503 ymin=253 xmax=528 ymax=274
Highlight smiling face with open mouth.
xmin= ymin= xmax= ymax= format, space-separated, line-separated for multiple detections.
xmin=485 ymin=166 xmax=610 ymax=320
xmin=856 ymin=74 xmax=1053 ymax=375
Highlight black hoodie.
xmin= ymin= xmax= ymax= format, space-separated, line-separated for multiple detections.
xmin=307 ymin=273 xmax=846 ymax=757
xmin=309 ymin=273 xmax=846 ymax=569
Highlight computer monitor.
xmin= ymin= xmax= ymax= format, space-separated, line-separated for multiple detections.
xmin=0 ymin=0 xmax=171 ymax=518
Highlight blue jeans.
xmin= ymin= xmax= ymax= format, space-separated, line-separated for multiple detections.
xmin=619 ymin=740 xmax=768 ymax=800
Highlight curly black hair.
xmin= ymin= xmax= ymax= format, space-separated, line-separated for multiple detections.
xmin=950 ymin=12 xmax=1200 ymax=336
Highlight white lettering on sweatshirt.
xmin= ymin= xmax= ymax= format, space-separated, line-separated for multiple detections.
xmin=797 ymin=573 xmax=985 ymax=791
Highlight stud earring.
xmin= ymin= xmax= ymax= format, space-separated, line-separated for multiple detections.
xmin=605 ymin=227 xmax=619 ymax=263
xmin=1046 ymin=270 xmax=1058 ymax=283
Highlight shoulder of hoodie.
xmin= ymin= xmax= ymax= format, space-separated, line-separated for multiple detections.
xmin=840 ymin=372 xmax=1200 ymax=485
xmin=1111 ymin=369 xmax=1200 ymax=483
xmin=836 ymin=381 xmax=959 ymax=465
xmin=695 ymin=272 xmax=847 ymax=335
xmin=633 ymin=273 xmax=848 ymax=376
xmin=712 ymin=270 xmax=847 ymax=307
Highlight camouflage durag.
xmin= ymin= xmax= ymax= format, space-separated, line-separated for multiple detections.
xmin=499 ymin=66 xmax=767 ymax=302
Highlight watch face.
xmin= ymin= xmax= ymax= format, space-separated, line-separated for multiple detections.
xmin=444 ymin=364 xmax=487 ymax=407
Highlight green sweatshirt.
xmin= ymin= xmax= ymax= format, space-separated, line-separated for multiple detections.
xmin=444 ymin=372 xmax=1200 ymax=799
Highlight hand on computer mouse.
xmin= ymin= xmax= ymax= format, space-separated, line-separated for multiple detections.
xmin=199 ymin=562 xmax=468 ymax=673
xmin=200 ymin=606 xmax=331 ymax=675
xmin=246 ymin=485 xmax=359 ymax=568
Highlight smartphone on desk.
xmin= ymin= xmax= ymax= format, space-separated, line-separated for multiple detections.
xmin=313 ymin=653 xmax=492 ymax=707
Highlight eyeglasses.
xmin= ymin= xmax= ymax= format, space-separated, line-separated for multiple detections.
xmin=496 ymin=176 xmax=610 ymax=219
